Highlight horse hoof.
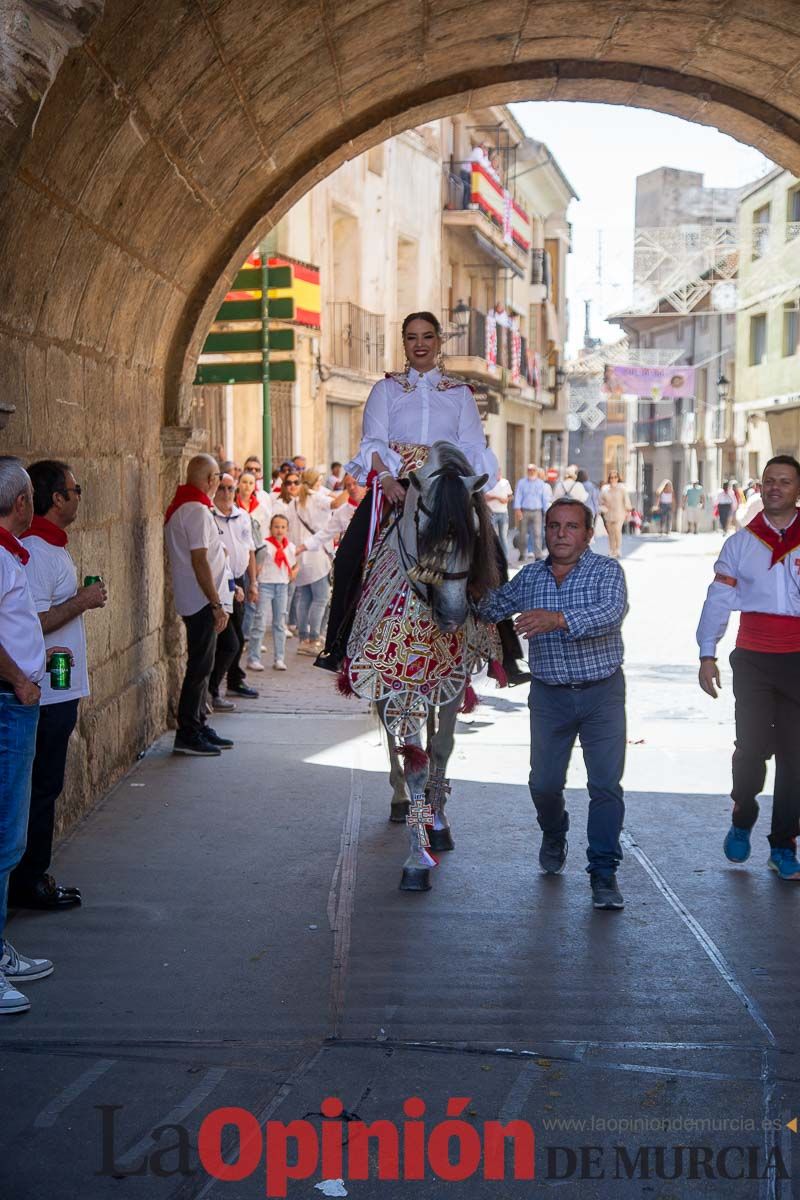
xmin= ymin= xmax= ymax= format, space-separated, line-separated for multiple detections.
xmin=400 ymin=867 xmax=431 ymax=892
xmin=390 ymin=802 xmax=409 ymax=824
xmin=428 ymin=827 xmax=455 ymax=852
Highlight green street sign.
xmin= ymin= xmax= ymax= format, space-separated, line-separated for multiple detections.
xmin=193 ymin=360 xmax=297 ymax=386
xmin=232 ymin=265 xmax=292 ymax=291
xmin=202 ymin=329 xmax=295 ymax=354
xmin=217 ymin=298 xmax=294 ymax=322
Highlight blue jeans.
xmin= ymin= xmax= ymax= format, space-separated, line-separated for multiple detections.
xmin=529 ymin=670 xmax=626 ymax=874
xmin=296 ymin=576 xmax=330 ymax=641
xmin=491 ymin=512 xmax=509 ymax=555
xmin=0 ymin=693 xmax=40 ymax=953
xmin=248 ymin=581 xmax=288 ymax=662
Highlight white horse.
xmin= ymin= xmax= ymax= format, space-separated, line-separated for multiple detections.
xmin=342 ymin=441 xmax=502 ymax=892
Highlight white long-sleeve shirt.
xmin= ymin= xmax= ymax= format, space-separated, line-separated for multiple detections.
xmin=345 ymin=367 xmax=498 ymax=487
xmin=696 ymin=515 xmax=800 ymax=657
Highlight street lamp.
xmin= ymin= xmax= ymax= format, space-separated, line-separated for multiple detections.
xmin=555 ymin=365 xmax=567 ymax=391
xmin=452 ymin=299 xmax=470 ymax=331
xmin=717 ymin=373 xmax=730 ymax=404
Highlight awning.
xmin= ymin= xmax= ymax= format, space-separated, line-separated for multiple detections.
xmin=472 ymin=231 xmax=524 ymax=278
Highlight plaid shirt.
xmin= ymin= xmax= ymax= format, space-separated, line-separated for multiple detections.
xmin=480 ymin=549 xmax=627 ymax=684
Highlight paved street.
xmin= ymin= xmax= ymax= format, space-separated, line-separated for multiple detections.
xmin=2 ymin=531 xmax=798 ymax=1198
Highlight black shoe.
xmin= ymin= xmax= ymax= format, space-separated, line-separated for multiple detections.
xmin=591 ymin=872 xmax=624 ymax=909
xmin=539 ymin=833 xmax=568 ymax=874
xmin=504 ymin=660 xmax=531 ymax=686
xmin=313 ymin=650 xmax=342 ymax=673
xmin=202 ymin=726 xmax=234 ymax=750
xmin=173 ymin=732 xmax=221 ymax=757
xmin=227 ymin=683 xmax=259 ymax=698
xmin=9 ymin=875 xmax=82 ymax=910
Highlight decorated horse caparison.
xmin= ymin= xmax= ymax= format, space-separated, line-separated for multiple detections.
xmin=338 ymin=441 xmax=507 ymax=891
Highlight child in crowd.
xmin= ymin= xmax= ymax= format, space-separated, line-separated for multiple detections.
xmin=247 ymin=514 xmax=300 ymax=672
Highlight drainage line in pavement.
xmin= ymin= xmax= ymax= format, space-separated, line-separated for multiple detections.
xmin=323 ymin=1036 xmax=765 ymax=1083
xmin=621 ymin=831 xmax=777 ymax=1047
xmin=328 ymin=764 xmax=362 ymax=1040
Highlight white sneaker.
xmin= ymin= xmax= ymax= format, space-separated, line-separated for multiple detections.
xmin=0 ymin=971 xmax=30 ymax=1014
xmin=247 ymin=659 xmax=265 ymax=672
xmin=0 ymin=942 xmax=54 ymax=982
xmin=285 ymin=628 xmax=295 ymax=638
xmin=273 ymin=660 xmax=287 ymax=671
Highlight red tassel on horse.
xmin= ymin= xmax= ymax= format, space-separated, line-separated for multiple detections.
xmin=397 ymin=743 xmax=429 ymax=772
xmin=488 ymin=659 xmax=509 ymax=688
xmin=461 ymin=681 xmax=479 ymax=714
xmin=336 ymin=664 xmax=355 ymax=697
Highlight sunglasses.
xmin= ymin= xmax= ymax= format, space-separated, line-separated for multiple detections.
xmin=286 ymin=479 xmax=300 ymax=485
xmin=218 ymin=485 xmax=235 ymax=491
xmin=59 ymin=485 xmax=82 ymax=497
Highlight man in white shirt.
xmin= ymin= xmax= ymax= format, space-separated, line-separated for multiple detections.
xmin=485 ymin=470 xmax=514 ymax=554
xmin=210 ymin=473 xmax=259 ymax=707
xmin=697 ymin=455 xmax=800 ymax=881
xmin=164 ymin=455 xmax=233 ymax=757
xmin=0 ymin=456 xmax=62 ymax=1013
xmin=8 ymin=461 xmax=106 ymax=912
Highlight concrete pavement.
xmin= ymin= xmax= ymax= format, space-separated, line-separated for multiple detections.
xmin=2 ymin=531 xmax=798 ymax=1198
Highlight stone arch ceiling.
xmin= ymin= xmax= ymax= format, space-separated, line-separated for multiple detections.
xmin=3 ymin=0 xmax=800 ymax=429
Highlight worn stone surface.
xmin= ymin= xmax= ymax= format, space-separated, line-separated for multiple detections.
xmin=2 ymin=0 xmax=800 ymax=838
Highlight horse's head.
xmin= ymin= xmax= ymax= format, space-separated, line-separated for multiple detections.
xmin=401 ymin=441 xmax=498 ymax=632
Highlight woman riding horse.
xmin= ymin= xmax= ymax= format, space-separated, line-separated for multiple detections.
xmin=314 ymin=311 xmax=529 ymax=683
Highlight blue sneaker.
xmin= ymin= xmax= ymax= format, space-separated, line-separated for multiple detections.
xmin=768 ymin=848 xmax=800 ymax=881
xmin=723 ymin=824 xmax=751 ymax=863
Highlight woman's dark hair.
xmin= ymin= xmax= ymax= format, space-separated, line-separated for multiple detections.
xmin=28 ymin=459 xmax=71 ymax=516
xmin=401 ymin=311 xmax=442 ymax=338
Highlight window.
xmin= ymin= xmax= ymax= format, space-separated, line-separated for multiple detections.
xmin=783 ymin=303 xmax=799 ymax=357
xmin=749 ymin=313 xmax=767 ymax=365
xmin=327 ymin=402 xmax=354 ymax=465
xmin=752 ymin=203 xmax=770 ymax=259
xmin=367 ymin=144 xmax=384 ymax=175
xmin=603 ymin=436 xmax=625 ymax=480
xmin=787 ymin=187 xmax=800 ymax=237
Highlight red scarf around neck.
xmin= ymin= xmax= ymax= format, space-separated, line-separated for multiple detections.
xmin=236 ymin=493 xmax=259 ymax=514
xmin=266 ymin=536 xmax=290 ymax=571
xmin=21 ymin=514 xmax=68 ymax=547
xmin=746 ymin=510 xmax=800 ymax=567
xmin=164 ymin=483 xmax=212 ymax=525
xmin=0 ymin=527 xmax=30 ymax=565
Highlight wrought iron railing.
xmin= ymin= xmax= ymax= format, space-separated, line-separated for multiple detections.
xmin=633 ymin=416 xmax=676 ymax=444
xmin=328 ymin=302 xmax=385 ymax=375
xmin=712 ymin=406 xmax=729 ymax=440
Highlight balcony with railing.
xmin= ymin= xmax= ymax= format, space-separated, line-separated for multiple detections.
xmin=442 ymin=161 xmax=531 ymax=275
xmin=633 ymin=415 xmax=676 ymax=445
xmin=327 ymin=302 xmax=385 ymax=375
xmin=712 ymin=405 xmax=731 ymax=441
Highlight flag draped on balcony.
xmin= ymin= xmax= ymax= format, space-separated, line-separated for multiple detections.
xmin=485 ymin=308 xmax=497 ymax=368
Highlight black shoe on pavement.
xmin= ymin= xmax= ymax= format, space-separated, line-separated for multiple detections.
xmin=203 ymin=726 xmax=234 ymax=750
xmin=590 ymin=872 xmax=624 ymax=909
xmin=539 ymin=833 xmax=568 ymax=874
xmin=313 ymin=650 xmax=342 ymax=673
xmin=227 ymin=683 xmax=259 ymax=698
xmin=504 ymin=659 xmax=531 ymax=686
xmin=9 ymin=875 xmax=82 ymax=910
xmin=173 ymin=732 xmax=221 ymax=757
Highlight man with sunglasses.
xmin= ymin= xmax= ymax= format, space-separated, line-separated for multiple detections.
xmin=9 ymin=461 xmax=107 ymax=912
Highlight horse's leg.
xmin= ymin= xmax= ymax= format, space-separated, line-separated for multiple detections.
xmin=426 ymin=691 xmax=461 ymax=852
xmin=386 ymin=731 xmax=410 ymax=823
xmin=377 ymin=700 xmax=435 ymax=891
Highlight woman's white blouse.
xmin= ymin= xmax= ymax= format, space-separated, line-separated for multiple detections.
xmin=345 ymin=367 xmax=498 ymax=487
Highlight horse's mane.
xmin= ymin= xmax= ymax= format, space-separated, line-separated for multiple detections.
xmin=418 ymin=442 xmax=499 ymax=599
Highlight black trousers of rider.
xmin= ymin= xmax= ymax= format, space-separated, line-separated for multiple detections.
xmin=729 ymin=647 xmax=800 ymax=849
xmin=320 ymin=491 xmax=523 ymax=665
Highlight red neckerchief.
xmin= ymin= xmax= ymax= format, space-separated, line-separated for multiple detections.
xmin=21 ymin=514 xmax=68 ymax=547
xmin=746 ymin=510 xmax=800 ymax=567
xmin=266 ymin=536 xmax=291 ymax=571
xmin=347 ymin=496 xmax=359 ymax=507
xmin=236 ymin=494 xmax=259 ymax=514
xmin=164 ymin=484 xmax=212 ymax=525
xmin=0 ymin=527 xmax=30 ymax=565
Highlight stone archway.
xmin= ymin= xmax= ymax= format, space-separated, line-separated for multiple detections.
xmin=2 ymin=0 xmax=800 ymax=816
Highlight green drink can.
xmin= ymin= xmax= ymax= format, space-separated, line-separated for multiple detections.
xmin=84 ymin=575 xmax=102 ymax=587
xmin=49 ymin=651 xmax=72 ymax=691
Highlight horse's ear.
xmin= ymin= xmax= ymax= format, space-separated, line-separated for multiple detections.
xmin=463 ymin=473 xmax=488 ymax=494
xmin=408 ymin=472 xmax=421 ymax=491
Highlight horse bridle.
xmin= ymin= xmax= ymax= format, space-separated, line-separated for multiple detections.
xmin=394 ymin=493 xmax=471 ymax=603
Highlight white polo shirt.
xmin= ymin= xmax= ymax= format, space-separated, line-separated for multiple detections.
xmin=212 ymin=507 xmax=255 ymax=579
xmin=24 ymin=536 xmax=90 ymax=706
xmin=165 ymin=502 xmax=229 ymax=617
xmin=0 ymin=544 xmax=46 ymax=684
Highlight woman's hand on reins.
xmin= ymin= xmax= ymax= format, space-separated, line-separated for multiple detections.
xmin=382 ymin=476 xmax=406 ymax=507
